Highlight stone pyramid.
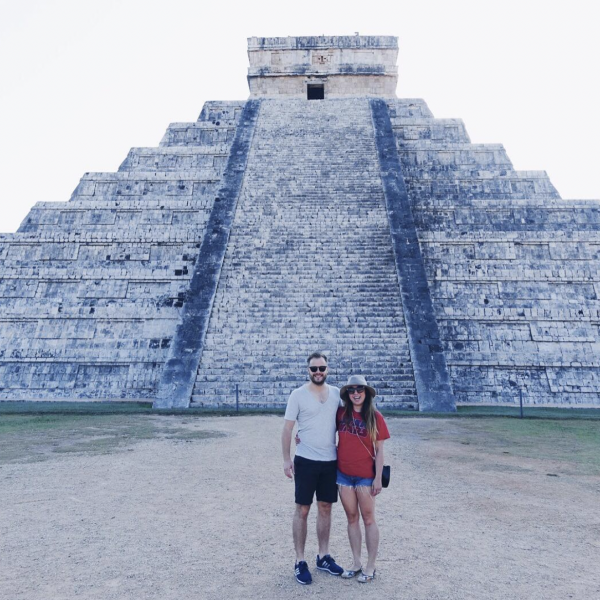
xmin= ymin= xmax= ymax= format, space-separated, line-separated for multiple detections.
xmin=1 ymin=36 xmax=598 ymax=410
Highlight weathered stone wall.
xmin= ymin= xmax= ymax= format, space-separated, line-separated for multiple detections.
xmin=247 ymin=36 xmax=398 ymax=98
xmin=248 ymin=74 xmax=398 ymax=98
xmin=388 ymin=98 xmax=600 ymax=406
xmin=0 ymin=102 xmax=245 ymax=400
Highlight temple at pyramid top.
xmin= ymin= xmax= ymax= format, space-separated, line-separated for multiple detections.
xmin=247 ymin=35 xmax=398 ymax=98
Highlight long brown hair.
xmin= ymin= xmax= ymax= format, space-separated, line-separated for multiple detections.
xmin=341 ymin=388 xmax=378 ymax=445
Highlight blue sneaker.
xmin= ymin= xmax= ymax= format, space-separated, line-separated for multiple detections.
xmin=295 ymin=561 xmax=312 ymax=585
xmin=316 ymin=554 xmax=345 ymax=576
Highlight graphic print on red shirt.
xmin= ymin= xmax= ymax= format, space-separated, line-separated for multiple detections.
xmin=337 ymin=407 xmax=390 ymax=479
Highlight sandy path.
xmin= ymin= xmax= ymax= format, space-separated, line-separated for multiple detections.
xmin=0 ymin=415 xmax=599 ymax=599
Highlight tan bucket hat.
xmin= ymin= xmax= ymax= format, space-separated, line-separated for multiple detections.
xmin=339 ymin=375 xmax=377 ymax=399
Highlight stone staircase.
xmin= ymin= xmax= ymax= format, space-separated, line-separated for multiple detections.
xmin=192 ymin=98 xmax=417 ymax=408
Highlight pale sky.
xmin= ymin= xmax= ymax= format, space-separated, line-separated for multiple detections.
xmin=1 ymin=0 xmax=598 ymax=233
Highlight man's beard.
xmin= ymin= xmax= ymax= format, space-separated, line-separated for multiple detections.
xmin=310 ymin=373 xmax=327 ymax=386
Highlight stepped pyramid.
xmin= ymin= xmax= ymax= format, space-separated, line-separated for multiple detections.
xmin=1 ymin=35 xmax=599 ymax=410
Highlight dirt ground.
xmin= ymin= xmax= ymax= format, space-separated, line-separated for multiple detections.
xmin=1 ymin=414 xmax=599 ymax=600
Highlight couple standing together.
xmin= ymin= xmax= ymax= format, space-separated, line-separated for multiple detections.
xmin=281 ymin=352 xmax=390 ymax=585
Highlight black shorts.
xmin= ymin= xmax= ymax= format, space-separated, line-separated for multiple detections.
xmin=294 ymin=455 xmax=338 ymax=506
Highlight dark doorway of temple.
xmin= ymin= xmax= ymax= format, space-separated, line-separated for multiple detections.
xmin=307 ymin=84 xmax=325 ymax=100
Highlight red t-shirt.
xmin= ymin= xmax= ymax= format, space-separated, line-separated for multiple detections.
xmin=336 ymin=407 xmax=390 ymax=479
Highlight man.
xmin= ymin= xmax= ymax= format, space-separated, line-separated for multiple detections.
xmin=282 ymin=351 xmax=345 ymax=585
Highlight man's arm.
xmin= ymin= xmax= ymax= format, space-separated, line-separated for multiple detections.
xmin=282 ymin=419 xmax=296 ymax=479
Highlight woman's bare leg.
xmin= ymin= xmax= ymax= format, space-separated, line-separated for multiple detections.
xmin=357 ymin=487 xmax=379 ymax=575
xmin=339 ymin=485 xmax=362 ymax=570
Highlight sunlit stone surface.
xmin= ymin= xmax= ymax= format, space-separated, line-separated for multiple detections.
xmin=1 ymin=36 xmax=598 ymax=409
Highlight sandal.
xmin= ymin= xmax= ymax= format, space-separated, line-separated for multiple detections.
xmin=357 ymin=569 xmax=376 ymax=583
xmin=341 ymin=567 xmax=362 ymax=579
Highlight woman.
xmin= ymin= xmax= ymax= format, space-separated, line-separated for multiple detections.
xmin=337 ymin=375 xmax=390 ymax=583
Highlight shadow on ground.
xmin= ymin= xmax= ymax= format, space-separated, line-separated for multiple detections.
xmin=0 ymin=414 xmax=226 ymax=465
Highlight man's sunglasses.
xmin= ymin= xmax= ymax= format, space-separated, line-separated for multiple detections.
xmin=347 ymin=386 xmax=365 ymax=394
xmin=309 ymin=366 xmax=327 ymax=373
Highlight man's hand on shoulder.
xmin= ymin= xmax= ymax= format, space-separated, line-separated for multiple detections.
xmin=283 ymin=459 xmax=294 ymax=479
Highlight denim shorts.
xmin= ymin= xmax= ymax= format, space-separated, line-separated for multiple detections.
xmin=336 ymin=469 xmax=374 ymax=488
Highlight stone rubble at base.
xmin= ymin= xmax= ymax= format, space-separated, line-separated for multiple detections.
xmin=0 ymin=36 xmax=599 ymax=408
